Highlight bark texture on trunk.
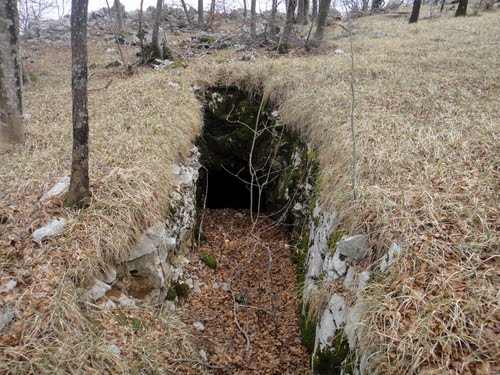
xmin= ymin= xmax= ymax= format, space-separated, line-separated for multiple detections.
xmin=269 ymin=0 xmax=278 ymax=35
xmin=66 ymin=0 xmax=90 ymax=207
xmin=409 ymin=0 xmax=421 ymax=22
xmin=198 ymin=0 xmax=204 ymax=26
xmin=312 ymin=0 xmax=318 ymax=19
xmin=243 ymin=0 xmax=247 ymax=19
xmin=283 ymin=0 xmax=297 ymax=41
xmin=114 ymin=0 xmax=124 ymax=32
xmin=313 ymin=0 xmax=331 ymax=41
xmin=455 ymin=0 xmax=468 ymax=15
xmin=250 ymin=0 xmax=257 ymax=37
xmin=297 ymin=0 xmax=309 ymax=24
xmin=152 ymin=0 xmax=163 ymax=55
xmin=0 ymin=0 xmax=24 ymax=152
xmin=371 ymin=0 xmax=383 ymax=9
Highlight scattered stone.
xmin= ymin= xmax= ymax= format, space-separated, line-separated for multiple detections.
xmin=32 ymin=218 xmax=67 ymax=242
xmin=380 ymin=243 xmax=401 ymax=272
xmin=199 ymin=349 xmax=208 ymax=361
xmin=102 ymin=300 xmax=117 ymax=310
xmin=0 ymin=308 xmax=15 ymax=332
xmin=85 ymin=279 xmax=112 ymax=302
xmin=316 ymin=294 xmax=347 ymax=349
xmin=0 ymin=280 xmax=17 ymax=293
xmin=221 ymin=283 xmax=230 ymax=292
xmin=107 ymin=344 xmax=121 ymax=356
xmin=100 ymin=267 xmax=117 ymax=284
xmin=39 ymin=176 xmax=70 ymax=202
xmin=334 ymin=48 xmax=345 ymax=54
xmin=337 ymin=234 xmax=368 ymax=261
xmin=358 ymin=271 xmax=371 ymax=293
xmin=166 ymin=80 xmax=181 ymax=89
xmin=212 ymin=282 xmax=219 ymax=289
xmin=193 ymin=321 xmax=205 ymax=331
xmin=241 ymin=53 xmax=256 ymax=62
xmin=119 ymin=293 xmax=136 ymax=308
xmin=343 ymin=267 xmax=356 ymax=289
xmin=105 ymin=48 xmax=116 ymax=53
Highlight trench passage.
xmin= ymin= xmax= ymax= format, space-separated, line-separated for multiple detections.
xmin=181 ymin=209 xmax=310 ymax=373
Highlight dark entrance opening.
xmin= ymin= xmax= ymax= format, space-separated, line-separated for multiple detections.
xmin=205 ymin=168 xmax=263 ymax=211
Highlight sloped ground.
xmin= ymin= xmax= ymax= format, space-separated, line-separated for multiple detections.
xmin=181 ymin=209 xmax=309 ymax=374
xmin=1 ymin=7 xmax=499 ymax=374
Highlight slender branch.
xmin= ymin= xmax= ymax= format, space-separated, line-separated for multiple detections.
xmin=104 ymin=0 xmax=128 ymax=67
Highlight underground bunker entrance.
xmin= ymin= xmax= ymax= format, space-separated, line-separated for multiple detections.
xmin=195 ymin=86 xmax=300 ymax=215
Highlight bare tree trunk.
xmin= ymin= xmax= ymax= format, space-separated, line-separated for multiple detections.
xmin=371 ymin=0 xmax=383 ymax=9
xmin=297 ymin=0 xmax=309 ymax=24
xmin=362 ymin=0 xmax=369 ymax=11
xmin=312 ymin=0 xmax=318 ymax=18
xmin=209 ymin=0 xmax=216 ymax=28
xmin=283 ymin=0 xmax=297 ymax=41
xmin=243 ymin=0 xmax=247 ymax=19
xmin=269 ymin=0 xmax=278 ymax=34
xmin=250 ymin=0 xmax=257 ymax=37
xmin=152 ymin=0 xmax=163 ymax=57
xmin=409 ymin=0 xmax=421 ymax=22
xmin=114 ymin=0 xmax=124 ymax=33
xmin=139 ymin=0 xmax=144 ymax=59
xmin=198 ymin=0 xmax=204 ymax=26
xmin=180 ymin=0 xmax=193 ymax=27
xmin=0 ymin=0 xmax=24 ymax=152
xmin=66 ymin=0 xmax=90 ymax=207
xmin=314 ymin=0 xmax=331 ymax=41
xmin=455 ymin=0 xmax=468 ymax=15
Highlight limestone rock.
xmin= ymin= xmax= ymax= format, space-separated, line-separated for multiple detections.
xmin=380 ymin=243 xmax=401 ymax=272
xmin=0 ymin=280 xmax=17 ymax=293
xmin=193 ymin=321 xmax=205 ymax=331
xmin=39 ymin=176 xmax=70 ymax=202
xmin=32 ymin=218 xmax=67 ymax=242
xmin=107 ymin=344 xmax=121 ymax=356
xmin=85 ymin=279 xmax=111 ymax=301
xmin=337 ymin=234 xmax=368 ymax=261
xmin=0 ymin=308 xmax=14 ymax=331
xmin=100 ymin=267 xmax=117 ymax=284
xmin=316 ymin=294 xmax=347 ymax=349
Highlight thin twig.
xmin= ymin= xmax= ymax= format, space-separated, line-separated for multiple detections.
xmin=172 ymin=358 xmax=232 ymax=369
xmin=89 ymin=79 xmax=113 ymax=92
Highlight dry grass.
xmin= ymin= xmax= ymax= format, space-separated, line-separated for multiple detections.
xmin=1 ymin=6 xmax=499 ymax=373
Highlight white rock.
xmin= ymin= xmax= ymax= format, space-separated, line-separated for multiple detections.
xmin=0 ymin=308 xmax=14 ymax=331
xmin=345 ymin=298 xmax=365 ymax=349
xmin=166 ymin=80 xmax=181 ymax=89
xmin=199 ymin=349 xmax=208 ymax=361
xmin=221 ymin=283 xmax=230 ymax=292
xmin=343 ymin=267 xmax=356 ymax=289
xmin=107 ymin=344 xmax=121 ymax=356
xmin=316 ymin=294 xmax=347 ymax=349
xmin=335 ymin=48 xmax=345 ymax=54
xmin=358 ymin=271 xmax=371 ymax=293
xmin=212 ymin=282 xmax=219 ymax=289
xmin=102 ymin=300 xmax=117 ymax=310
xmin=185 ymin=278 xmax=194 ymax=289
xmin=85 ymin=279 xmax=111 ymax=301
xmin=40 ymin=176 xmax=70 ymax=202
xmin=0 ymin=280 xmax=17 ymax=293
xmin=193 ymin=321 xmax=205 ymax=331
xmin=337 ymin=235 xmax=369 ymax=261
xmin=380 ymin=243 xmax=401 ymax=272
xmin=32 ymin=218 xmax=67 ymax=242
xmin=293 ymin=202 xmax=303 ymax=211
xmin=165 ymin=301 xmax=176 ymax=311
xmin=128 ymin=222 xmax=168 ymax=261
xmin=100 ymin=267 xmax=117 ymax=284
xmin=119 ymin=293 xmax=136 ymax=308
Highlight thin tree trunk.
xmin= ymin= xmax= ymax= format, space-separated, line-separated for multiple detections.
xmin=0 ymin=0 xmax=24 ymax=152
xmin=198 ymin=0 xmax=204 ymax=26
xmin=152 ymin=0 xmax=163 ymax=57
xmin=243 ymin=0 xmax=247 ymax=19
xmin=139 ymin=0 xmax=144 ymax=60
xmin=269 ymin=0 xmax=278 ymax=34
xmin=250 ymin=0 xmax=257 ymax=37
xmin=66 ymin=0 xmax=90 ymax=207
xmin=180 ymin=0 xmax=193 ymax=27
xmin=362 ymin=0 xmax=369 ymax=11
xmin=409 ymin=0 xmax=421 ymax=22
xmin=314 ymin=0 xmax=331 ymax=41
xmin=283 ymin=0 xmax=297 ymax=41
xmin=209 ymin=0 xmax=216 ymax=28
xmin=440 ymin=0 xmax=446 ymax=12
xmin=455 ymin=0 xmax=467 ymax=15
xmin=114 ymin=0 xmax=124 ymax=32
xmin=312 ymin=0 xmax=318 ymax=18
xmin=371 ymin=0 xmax=383 ymax=9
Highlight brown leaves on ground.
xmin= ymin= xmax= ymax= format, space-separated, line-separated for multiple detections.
xmin=179 ymin=209 xmax=310 ymax=374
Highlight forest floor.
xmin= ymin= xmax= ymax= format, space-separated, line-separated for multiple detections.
xmin=180 ymin=209 xmax=309 ymax=374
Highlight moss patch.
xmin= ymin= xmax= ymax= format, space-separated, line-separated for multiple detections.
xmin=199 ymin=252 xmax=217 ymax=269
xmin=313 ymin=330 xmax=351 ymax=375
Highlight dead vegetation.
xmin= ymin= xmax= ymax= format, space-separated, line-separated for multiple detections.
xmin=1 ymin=6 xmax=499 ymax=374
